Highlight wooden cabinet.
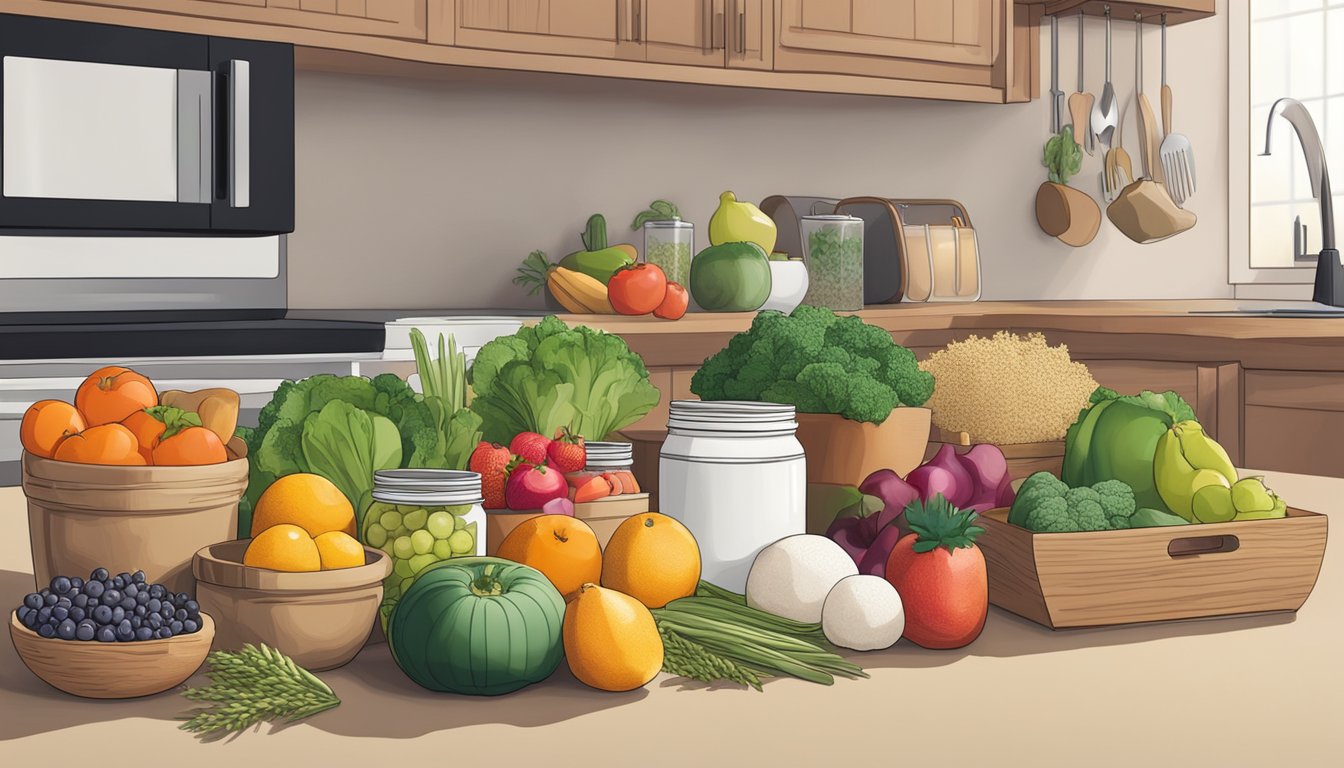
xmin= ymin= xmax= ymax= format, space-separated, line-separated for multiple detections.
xmin=775 ymin=0 xmax=1007 ymax=91
xmin=50 ymin=0 xmax=428 ymax=39
xmin=637 ymin=0 xmax=769 ymax=69
xmin=441 ymin=0 xmax=638 ymax=59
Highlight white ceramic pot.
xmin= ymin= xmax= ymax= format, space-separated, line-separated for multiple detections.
xmin=761 ymin=260 xmax=809 ymax=314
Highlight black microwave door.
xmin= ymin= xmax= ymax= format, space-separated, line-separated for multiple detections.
xmin=0 ymin=14 xmax=211 ymax=231
xmin=208 ymin=37 xmax=294 ymax=234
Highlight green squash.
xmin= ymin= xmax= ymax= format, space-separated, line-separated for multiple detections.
xmin=388 ymin=557 xmax=565 ymax=696
xmin=689 ymin=241 xmax=772 ymax=312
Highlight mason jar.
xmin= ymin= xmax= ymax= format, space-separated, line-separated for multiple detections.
xmin=800 ymin=214 xmax=864 ymax=311
xmin=658 ymin=401 xmax=806 ymax=592
xmin=642 ymin=219 xmax=694 ymax=286
xmin=365 ymin=469 xmax=485 ymax=625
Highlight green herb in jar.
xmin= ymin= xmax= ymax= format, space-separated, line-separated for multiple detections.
xmin=646 ymin=241 xmax=692 ymax=286
xmin=803 ymin=227 xmax=863 ymax=310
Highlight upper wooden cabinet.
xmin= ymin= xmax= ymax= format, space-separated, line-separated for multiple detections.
xmin=775 ymin=0 xmax=1007 ymax=90
xmin=49 ymin=0 xmax=428 ymax=39
xmin=638 ymin=0 xmax=770 ymax=69
xmin=21 ymin=0 xmax=1211 ymax=102
xmin=439 ymin=0 xmax=639 ymax=59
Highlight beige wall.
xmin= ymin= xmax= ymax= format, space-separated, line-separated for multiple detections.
xmin=287 ymin=5 xmax=1230 ymax=310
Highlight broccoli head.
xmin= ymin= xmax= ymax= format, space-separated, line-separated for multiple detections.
xmin=688 ymin=306 xmax=934 ymax=423
xmin=1007 ymin=472 xmax=1138 ymax=533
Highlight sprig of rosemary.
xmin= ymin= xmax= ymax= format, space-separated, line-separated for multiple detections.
xmin=179 ymin=644 xmax=340 ymax=739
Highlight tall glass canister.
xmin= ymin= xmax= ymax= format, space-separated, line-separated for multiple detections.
xmin=642 ymin=218 xmax=694 ymax=286
xmin=658 ymin=400 xmax=806 ymax=591
xmin=800 ymin=214 xmax=864 ymax=311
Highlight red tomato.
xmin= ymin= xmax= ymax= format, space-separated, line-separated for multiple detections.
xmin=884 ymin=533 xmax=987 ymax=649
xmin=608 ymin=263 xmax=668 ymax=315
xmin=653 ymin=282 xmax=689 ymax=320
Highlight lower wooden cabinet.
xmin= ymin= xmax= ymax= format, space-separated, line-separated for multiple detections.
xmin=1243 ymin=371 xmax=1343 ymax=478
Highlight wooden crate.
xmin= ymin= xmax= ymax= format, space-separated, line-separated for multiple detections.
xmin=977 ymin=507 xmax=1328 ymax=629
xmin=924 ymin=428 xmax=1065 ymax=482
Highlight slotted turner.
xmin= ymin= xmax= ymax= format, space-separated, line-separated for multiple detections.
xmin=1158 ymin=14 xmax=1196 ymax=206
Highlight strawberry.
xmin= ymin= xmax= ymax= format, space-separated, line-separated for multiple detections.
xmin=547 ymin=427 xmax=587 ymax=474
xmin=505 ymin=460 xmax=569 ymax=510
xmin=469 ymin=442 xmax=512 ymax=509
xmin=509 ymin=431 xmax=551 ymax=466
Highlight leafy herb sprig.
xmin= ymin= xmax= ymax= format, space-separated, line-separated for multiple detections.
xmin=903 ymin=494 xmax=985 ymax=553
xmin=1043 ymin=125 xmax=1083 ymax=185
xmin=179 ymin=644 xmax=340 ymax=740
xmin=631 ymin=199 xmax=681 ymax=230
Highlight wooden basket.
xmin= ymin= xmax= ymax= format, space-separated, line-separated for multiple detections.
xmin=977 ymin=507 xmax=1328 ymax=629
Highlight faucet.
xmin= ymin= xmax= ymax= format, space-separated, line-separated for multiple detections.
xmin=1262 ymin=97 xmax=1341 ymax=306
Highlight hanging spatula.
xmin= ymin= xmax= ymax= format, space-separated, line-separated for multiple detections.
xmin=1090 ymin=6 xmax=1119 ymax=151
xmin=1068 ymin=11 xmax=1095 ymax=154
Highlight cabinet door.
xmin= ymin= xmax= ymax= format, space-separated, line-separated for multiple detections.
xmin=453 ymin=0 xmax=634 ymax=59
xmin=775 ymin=0 xmax=1001 ymax=82
xmin=50 ymin=1 xmax=427 ymax=40
xmin=641 ymin=0 xmax=724 ymax=67
xmin=726 ymin=0 xmax=771 ymax=70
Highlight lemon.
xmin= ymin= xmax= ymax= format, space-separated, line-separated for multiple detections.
xmin=252 ymin=474 xmax=356 ymax=538
xmin=244 ymin=524 xmax=321 ymax=572
xmin=314 ymin=531 xmax=365 ymax=570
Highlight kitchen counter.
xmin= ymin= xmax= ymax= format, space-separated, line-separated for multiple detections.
xmin=1 ymin=471 xmax=1338 ymax=766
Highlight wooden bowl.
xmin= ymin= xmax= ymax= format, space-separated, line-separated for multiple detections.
xmin=193 ymin=541 xmax=390 ymax=671
xmin=10 ymin=611 xmax=214 ymax=699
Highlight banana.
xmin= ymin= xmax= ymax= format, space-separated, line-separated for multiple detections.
xmin=1172 ymin=420 xmax=1238 ymax=485
xmin=547 ymin=267 xmax=615 ymax=314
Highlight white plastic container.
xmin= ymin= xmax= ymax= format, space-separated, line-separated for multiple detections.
xmin=658 ymin=401 xmax=806 ymax=592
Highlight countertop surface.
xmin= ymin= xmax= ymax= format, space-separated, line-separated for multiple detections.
xmin=1 ymin=470 xmax=1338 ymax=766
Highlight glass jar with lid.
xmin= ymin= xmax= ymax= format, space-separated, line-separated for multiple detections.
xmin=642 ymin=218 xmax=694 ymax=287
xmin=584 ymin=441 xmax=634 ymax=473
xmin=364 ymin=469 xmax=485 ymax=625
xmin=800 ymin=214 xmax=864 ymax=311
xmin=658 ymin=400 xmax=806 ymax=592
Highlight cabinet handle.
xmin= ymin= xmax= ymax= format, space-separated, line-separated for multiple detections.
xmin=633 ymin=1 xmax=641 ymax=43
xmin=737 ymin=5 xmax=746 ymax=54
xmin=713 ymin=11 xmax=724 ymax=50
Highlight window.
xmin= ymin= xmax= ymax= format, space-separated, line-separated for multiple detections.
xmin=1231 ymin=1 xmax=1344 ymax=283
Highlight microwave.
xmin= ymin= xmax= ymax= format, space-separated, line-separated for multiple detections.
xmin=0 ymin=13 xmax=293 ymax=234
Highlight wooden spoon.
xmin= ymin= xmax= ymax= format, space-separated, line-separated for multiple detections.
xmin=1068 ymin=11 xmax=1095 ymax=154
xmin=1134 ymin=13 xmax=1163 ymax=183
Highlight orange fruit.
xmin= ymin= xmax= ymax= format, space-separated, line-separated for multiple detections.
xmin=314 ymin=531 xmax=365 ymax=570
xmin=52 ymin=423 xmax=145 ymax=466
xmin=244 ymin=524 xmax=321 ymax=572
xmin=152 ymin=426 xmax=227 ymax=466
xmin=20 ymin=400 xmax=87 ymax=458
xmin=601 ymin=513 xmax=701 ymax=609
xmin=120 ymin=410 xmax=165 ymax=463
xmin=563 ymin=583 xmax=664 ymax=692
xmin=495 ymin=516 xmax=602 ymax=598
xmin=75 ymin=366 xmax=158 ymax=426
xmin=251 ymin=473 xmax=356 ymax=538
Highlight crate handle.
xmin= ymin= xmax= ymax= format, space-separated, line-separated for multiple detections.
xmin=1167 ymin=534 xmax=1240 ymax=558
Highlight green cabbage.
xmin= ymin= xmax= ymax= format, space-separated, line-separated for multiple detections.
xmin=468 ymin=316 xmax=660 ymax=443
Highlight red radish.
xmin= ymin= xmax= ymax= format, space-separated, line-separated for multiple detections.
xmin=885 ymin=494 xmax=987 ymax=650
xmin=505 ymin=461 xmax=569 ymax=510
xmin=547 ymin=427 xmax=587 ymax=473
xmin=509 ymin=431 xmax=551 ymax=465
xmin=542 ymin=497 xmax=575 ymax=517
xmin=469 ymin=442 xmax=512 ymax=509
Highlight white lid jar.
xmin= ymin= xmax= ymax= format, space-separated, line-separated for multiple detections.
xmin=585 ymin=441 xmax=634 ymax=472
xmin=365 ymin=469 xmax=486 ymax=622
xmin=658 ymin=401 xmax=806 ymax=592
